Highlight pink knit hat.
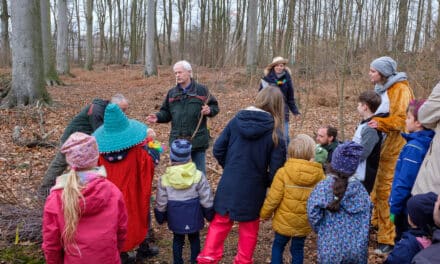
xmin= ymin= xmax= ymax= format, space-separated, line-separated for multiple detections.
xmin=61 ymin=132 xmax=99 ymax=170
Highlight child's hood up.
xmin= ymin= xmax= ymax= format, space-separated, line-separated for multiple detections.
xmin=161 ymin=162 xmax=202 ymax=190
xmin=235 ymin=106 xmax=274 ymax=140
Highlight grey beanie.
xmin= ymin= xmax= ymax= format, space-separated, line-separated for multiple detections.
xmin=370 ymin=56 xmax=397 ymax=77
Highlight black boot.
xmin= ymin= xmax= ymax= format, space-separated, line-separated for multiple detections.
xmin=136 ymin=239 xmax=159 ymax=261
xmin=120 ymin=252 xmax=136 ymax=264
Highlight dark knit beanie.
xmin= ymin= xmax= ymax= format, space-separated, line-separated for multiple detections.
xmin=330 ymin=141 xmax=363 ymax=175
xmin=170 ymin=139 xmax=192 ymax=163
xmin=407 ymin=192 xmax=437 ymax=230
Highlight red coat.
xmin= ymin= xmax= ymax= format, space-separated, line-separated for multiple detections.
xmin=42 ymin=177 xmax=127 ymax=264
xmin=99 ymin=145 xmax=154 ymax=252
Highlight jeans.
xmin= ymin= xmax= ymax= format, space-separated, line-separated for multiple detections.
xmin=284 ymin=120 xmax=290 ymax=145
xmin=191 ymin=150 xmax=206 ymax=175
xmin=173 ymin=232 xmax=200 ymax=264
xmin=271 ymin=232 xmax=305 ymax=264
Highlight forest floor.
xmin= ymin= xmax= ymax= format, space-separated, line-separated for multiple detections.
xmin=0 ymin=65 xmax=387 ymax=263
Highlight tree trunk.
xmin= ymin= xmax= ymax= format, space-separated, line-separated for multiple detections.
xmin=144 ymin=0 xmax=157 ymax=76
xmin=129 ymin=0 xmax=137 ymax=64
xmin=177 ymin=0 xmax=187 ymax=59
xmin=3 ymin=0 xmax=50 ymax=107
xmin=40 ymin=0 xmax=60 ymax=84
xmin=56 ymin=0 xmax=70 ymax=74
xmin=106 ymin=0 xmax=114 ymax=64
xmin=395 ymin=0 xmax=409 ymax=52
xmin=246 ymin=0 xmax=257 ymax=76
xmin=74 ymin=0 xmax=81 ymax=64
xmin=85 ymin=0 xmax=94 ymax=70
xmin=412 ymin=0 xmax=424 ymax=52
xmin=0 ymin=0 xmax=10 ymax=66
xmin=96 ymin=0 xmax=106 ymax=63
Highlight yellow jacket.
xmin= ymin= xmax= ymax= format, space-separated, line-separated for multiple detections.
xmin=260 ymin=158 xmax=324 ymax=237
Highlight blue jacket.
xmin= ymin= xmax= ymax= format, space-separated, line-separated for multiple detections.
xmin=260 ymin=70 xmax=299 ymax=121
xmin=213 ymin=106 xmax=286 ymax=222
xmin=384 ymin=229 xmax=426 ymax=264
xmin=389 ymin=129 xmax=435 ymax=215
xmin=307 ymin=175 xmax=372 ymax=264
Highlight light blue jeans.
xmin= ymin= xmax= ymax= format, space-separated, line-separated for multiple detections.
xmin=191 ymin=150 xmax=206 ymax=175
xmin=285 ymin=121 xmax=290 ymax=146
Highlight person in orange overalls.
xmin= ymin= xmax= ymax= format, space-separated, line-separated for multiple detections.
xmin=367 ymin=56 xmax=414 ymax=254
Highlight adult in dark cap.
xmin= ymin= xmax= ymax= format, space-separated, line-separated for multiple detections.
xmin=93 ymin=104 xmax=157 ymax=263
xmin=307 ymin=141 xmax=372 ymax=264
xmin=367 ymin=56 xmax=414 ymax=254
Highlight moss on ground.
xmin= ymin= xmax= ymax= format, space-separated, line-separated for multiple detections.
xmin=0 ymin=244 xmax=45 ymax=264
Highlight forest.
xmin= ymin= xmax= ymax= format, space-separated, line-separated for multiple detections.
xmin=0 ymin=0 xmax=439 ymax=263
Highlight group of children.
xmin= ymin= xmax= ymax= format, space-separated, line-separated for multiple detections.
xmin=41 ymin=75 xmax=440 ymax=263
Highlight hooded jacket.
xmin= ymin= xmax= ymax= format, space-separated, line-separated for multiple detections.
xmin=42 ymin=168 xmax=127 ymax=264
xmin=260 ymin=158 xmax=324 ymax=237
xmin=307 ymin=175 xmax=372 ymax=264
xmin=413 ymin=81 xmax=440 ymax=195
xmin=390 ymin=129 xmax=435 ymax=215
xmin=154 ymin=162 xmax=214 ymax=234
xmin=213 ymin=106 xmax=286 ymax=222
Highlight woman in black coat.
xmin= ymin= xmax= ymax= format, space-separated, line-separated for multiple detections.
xmin=197 ymin=86 xmax=286 ymax=264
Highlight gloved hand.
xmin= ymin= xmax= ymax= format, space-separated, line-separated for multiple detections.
xmin=390 ymin=213 xmax=395 ymax=224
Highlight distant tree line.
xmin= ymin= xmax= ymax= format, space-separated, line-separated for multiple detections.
xmin=0 ymin=0 xmax=439 ymax=106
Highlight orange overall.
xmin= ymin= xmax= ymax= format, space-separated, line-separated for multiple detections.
xmin=370 ymin=80 xmax=414 ymax=245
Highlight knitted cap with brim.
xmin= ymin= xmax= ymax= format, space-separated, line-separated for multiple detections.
xmin=93 ymin=103 xmax=147 ymax=153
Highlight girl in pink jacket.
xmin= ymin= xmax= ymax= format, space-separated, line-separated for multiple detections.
xmin=42 ymin=132 xmax=128 ymax=264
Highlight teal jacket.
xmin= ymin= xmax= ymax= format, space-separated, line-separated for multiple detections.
xmin=156 ymin=80 xmax=219 ymax=151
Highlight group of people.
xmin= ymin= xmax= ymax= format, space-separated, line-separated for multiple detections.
xmin=39 ymin=56 xmax=440 ymax=264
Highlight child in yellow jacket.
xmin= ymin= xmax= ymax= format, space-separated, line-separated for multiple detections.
xmin=260 ymin=134 xmax=325 ymax=264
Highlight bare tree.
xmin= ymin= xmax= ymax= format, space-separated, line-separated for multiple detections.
xmin=96 ymin=0 xmax=106 ymax=62
xmin=84 ymin=0 xmax=93 ymax=70
xmin=40 ymin=0 xmax=60 ymax=84
xmin=144 ymin=0 xmax=157 ymax=76
xmin=74 ymin=0 xmax=82 ymax=64
xmin=0 ymin=0 xmax=10 ymax=66
xmin=2 ymin=0 xmax=50 ymax=107
xmin=129 ymin=0 xmax=138 ymax=64
xmin=394 ymin=0 xmax=409 ymax=52
xmin=177 ymin=0 xmax=188 ymax=59
xmin=56 ymin=0 xmax=70 ymax=74
xmin=246 ymin=0 xmax=257 ymax=75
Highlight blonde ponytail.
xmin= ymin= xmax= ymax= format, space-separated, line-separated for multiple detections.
xmin=61 ymin=170 xmax=84 ymax=254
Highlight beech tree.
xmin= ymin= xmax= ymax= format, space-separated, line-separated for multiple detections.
xmin=2 ymin=0 xmax=50 ymax=107
xmin=40 ymin=0 xmax=60 ymax=84
xmin=56 ymin=0 xmax=70 ymax=74
xmin=144 ymin=0 xmax=157 ymax=76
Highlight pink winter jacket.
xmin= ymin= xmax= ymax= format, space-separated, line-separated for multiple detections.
xmin=42 ymin=177 xmax=128 ymax=264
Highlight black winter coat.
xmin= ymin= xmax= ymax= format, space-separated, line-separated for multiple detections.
xmin=213 ymin=107 xmax=286 ymax=222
